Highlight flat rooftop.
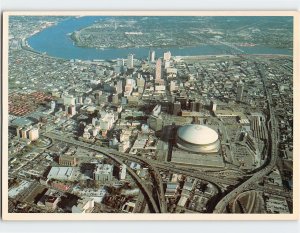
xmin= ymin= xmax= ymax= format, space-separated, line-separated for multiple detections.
xmin=172 ymin=148 xmax=225 ymax=168
xmin=47 ymin=167 xmax=75 ymax=180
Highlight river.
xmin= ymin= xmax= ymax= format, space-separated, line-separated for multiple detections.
xmin=27 ymin=16 xmax=292 ymax=61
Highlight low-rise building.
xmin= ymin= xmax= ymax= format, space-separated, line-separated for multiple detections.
xmin=93 ymin=164 xmax=114 ymax=182
xmin=59 ymin=154 xmax=78 ymax=167
xmin=47 ymin=167 xmax=75 ymax=181
xmin=72 ymin=198 xmax=94 ymax=213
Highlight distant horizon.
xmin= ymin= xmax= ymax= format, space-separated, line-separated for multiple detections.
xmin=17 ymin=15 xmax=293 ymax=60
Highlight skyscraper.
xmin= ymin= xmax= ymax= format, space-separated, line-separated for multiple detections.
xmin=147 ymin=115 xmax=163 ymax=131
xmin=136 ymin=75 xmax=145 ymax=88
xmin=173 ymin=101 xmax=181 ymax=116
xmin=116 ymin=80 xmax=124 ymax=94
xmin=63 ymin=95 xmax=76 ymax=106
xmin=78 ymin=96 xmax=83 ymax=105
xmin=211 ymin=100 xmax=217 ymax=112
xmin=169 ymin=80 xmax=176 ymax=92
xmin=50 ymin=101 xmax=56 ymax=112
xmin=112 ymin=94 xmax=119 ymax=104
xmin=190 ymin=101 xmax=197 ymax=112
xmin=127 ymin=54 xmax=134 ymax=69
xmin=237 ymin=80 xmax=244 ymax=102
xmin=69 ymin=105 xmax=76 ymax=116
xmin=196 ymin=101 xmax=201 ymax=112
xmin=149 ymin=50 xmax=155 ymax=62
xmin=29 ymin=128 xmax=39 ymax=141
xmin=155 ymin=58 xmax=162 ymax=81
xmin=117 ymin=59 xmax=125 ymax=66
xmin=163 ymin=51 xmax=171 ymax=61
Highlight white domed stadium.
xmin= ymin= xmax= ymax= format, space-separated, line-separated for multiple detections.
xmin=176 ymin=124 xmax=220 ymax=153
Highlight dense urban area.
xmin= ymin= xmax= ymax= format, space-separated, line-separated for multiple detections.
xmin=70 ymin=16 xmax=293 ymax=50
xmin=6 ymin=16 xmax=293 ymax=214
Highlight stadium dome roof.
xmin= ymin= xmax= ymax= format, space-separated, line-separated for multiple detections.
xmin=177 ymin=125 xmax=218 ymax=145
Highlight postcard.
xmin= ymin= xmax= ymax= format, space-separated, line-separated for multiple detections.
xmin=2 ymin=11 xmax=299 ymax=220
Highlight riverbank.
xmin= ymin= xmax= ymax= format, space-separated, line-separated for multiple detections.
xmin=26 ymin=16 xmax=293 ymax=61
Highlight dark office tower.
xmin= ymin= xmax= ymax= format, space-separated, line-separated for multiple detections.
xmin=176 ymin=97 xmax=187 ymax=110
xmin=173 ymin=101 xmax=181 ymax=116
xmin=190 ymin=101 xmax=197 ymax=112
xmin=237 ymin=80 xmax=244 ymax=102
xmin=16 ymin=127 xmax=22 ymax=138
xmin=187 ymin=99 xmax=192 ymax=110
xmin=196 ymin=102 xmax=201 ymax=112
xmin=171 ymin=96 xmax=176 ymax=103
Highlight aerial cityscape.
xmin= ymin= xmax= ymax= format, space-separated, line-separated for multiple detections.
xmin=6 ymin=15 xmax=293 ymax=215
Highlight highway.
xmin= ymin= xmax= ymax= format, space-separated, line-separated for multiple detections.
xmin=43 ymin=132 xmax=161 ymax=213
xmin=36 ymin=61 xmax=286 ymax=214
xmin=43 ymin=132 xmax=164 ymax=213
xmin=148 ymin=161 xmax=239 ymax=186
xmin=44 ymin=131 xmax=244 ymax=213
xmin=44 ymin=132 xmax=242 ymax=185
xmin=148 ymin=166 xmax=167 ymax=213
xmin=213 ymin=62 xmax=280 ymax=213
xmin=249 ymin=183 xmax=292 ymax=199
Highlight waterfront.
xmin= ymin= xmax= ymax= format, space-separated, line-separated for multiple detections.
xmin=27 ymin=16 xmax=292 ymax=60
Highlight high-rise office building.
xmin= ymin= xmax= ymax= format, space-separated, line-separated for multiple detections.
xmin=163 ymin=51 xmax=171 ymax=61
xmin=137 ymin=75 xmax=145 ymax=88
xmin=155 ymin=58 xmax=162 ymax=81
xmin=116 ymin=80 xmax=124 ymax=94
xmin=173 ymin=101 xmax=181 ymax=116
xmin=176 ymin=97 xmax=187 ymax=110
xmin=21 ymin=128 xmax=30 ymax=139
xmin=29 ymin=128 xmax=39 ymax=141
xmin=190 ymin=101 xmax=197 ymax=112
xmin=169 ymin=80 xmax=176 ymax=92
xmin=112 ymin=94 xmax=119 ymax=104
xmin=127 ymin=54 xmax=134 ymax=69
xmin=69 ymin=105 xmax=76 ymax=116
xmin=147 ymin=115 xmax=163 ymax=131
xmin=211 ymin=101 xmax=217 ymax=112
xmin=78 ymin=96 xmax=83 ymax=105
xmin=196 ymin=101 xmax=201 ymax=112
xmin=117 ymin=59 xmax=125 ymax=66
xmin=149 ymin=50 xmax=155 ymax=62
xmin=164 ymin=60 xmax=171 ymax=69
xmin=237 ymin=81 xmax=244 ymax=102
xmin=63 ymin=95 xmax=76 ymax=106
xmin=16 ymin=127 xmax=22 ymax=138
xmin=50 ymin=101 xmax=56 ymax=112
